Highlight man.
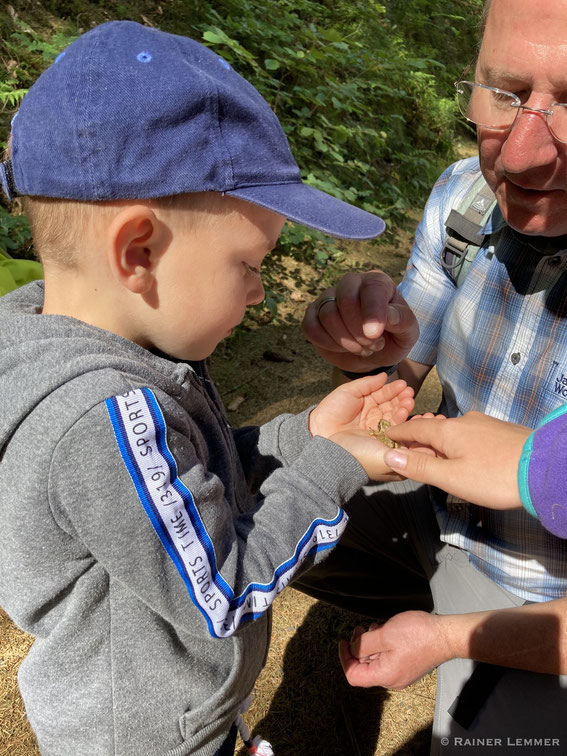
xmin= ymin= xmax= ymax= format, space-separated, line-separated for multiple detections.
xmin=300 ymin=0 xmax=567 ymax=753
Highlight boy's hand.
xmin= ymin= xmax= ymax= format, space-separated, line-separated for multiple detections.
xmin=339 ymin=611 xmax=453 ymax=690
xmin=309 ymin=372 xmax=414 ymax=438
xmin=302 ymin=271 xmax=419 ymax=373
xmin=382 ymin=411 xmax=531 ymax=509
xmin=309 ymin=372 xmax=415 ymax=480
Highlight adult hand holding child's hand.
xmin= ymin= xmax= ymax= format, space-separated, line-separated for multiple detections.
xmin=308 ymin=372 xmax=415 ymax=480
xmin=383 ymin=411 xmax=531 ymax=509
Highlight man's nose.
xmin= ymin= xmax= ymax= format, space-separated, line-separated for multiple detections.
xmin=500 ymin=106 xmax=559 ymax=175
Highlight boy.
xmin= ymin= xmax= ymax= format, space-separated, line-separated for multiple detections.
xmin=0 ymin=21 xmax=414 ymax=756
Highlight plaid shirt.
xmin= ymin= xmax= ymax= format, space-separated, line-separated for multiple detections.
xmin=399 ymin=157 xmax=567 ymax=602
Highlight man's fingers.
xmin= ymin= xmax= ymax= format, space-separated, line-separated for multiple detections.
xmin=347 ymin=625 xmax=387 ymax=659
xmin=339 ymin=640 xmax=383 ymax=688
xmin=318 ymin=299 xmax=380 ymax=355
xmin=303 ymin=299 xmax=364 ymax=354
xmin=355 ymin=271 xmax=396 ymax=340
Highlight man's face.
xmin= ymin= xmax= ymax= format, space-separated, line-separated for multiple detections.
xmin=477 ymin=0 xmax=567 ymax=237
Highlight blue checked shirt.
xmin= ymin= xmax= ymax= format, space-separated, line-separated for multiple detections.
xmin=399 ymin=157 xmax=567 ymax=602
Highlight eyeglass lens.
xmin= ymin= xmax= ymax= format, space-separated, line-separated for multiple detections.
xmin=456 ymin=81 xmax=567 ymax=142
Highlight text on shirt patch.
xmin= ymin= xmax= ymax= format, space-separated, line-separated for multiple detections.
xmin=545 ymin=361 xmax=567 ymax=400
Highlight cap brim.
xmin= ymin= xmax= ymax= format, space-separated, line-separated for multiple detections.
xmin=226 ymin=182 xmax=385 ymax=240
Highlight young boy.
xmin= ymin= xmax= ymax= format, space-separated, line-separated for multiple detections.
xmin=0 ymin=21 xmax=414 ymax=756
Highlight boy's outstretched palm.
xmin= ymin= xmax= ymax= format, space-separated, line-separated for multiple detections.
xmin=309 ymin=373 xmax=415 ymax=480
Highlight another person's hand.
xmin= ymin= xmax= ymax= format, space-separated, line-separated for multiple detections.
xmin=383 ymin=411 xmax=531 ymax=509
xmin=302 ymin=270 xmax=419 ymax=373
xmin=339 ymin=610 xmax=452 ymax=689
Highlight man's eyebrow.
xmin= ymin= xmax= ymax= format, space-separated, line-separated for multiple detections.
xmin=477 ymin=65 xmax=524 ymax=85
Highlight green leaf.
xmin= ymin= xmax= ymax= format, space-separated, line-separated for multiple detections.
xmin=264 ymin=58 xmax=280 ymax=70
xmin=202 ymin=30 xmax=225 ymax=44
xmin=264 ymin=296 xmax=279 ymax=316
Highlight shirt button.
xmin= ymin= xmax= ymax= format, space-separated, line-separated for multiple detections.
xmin=549 ymin=256 xmax=561 ymax=266
xmin=511 ymin=352 xmax=521 ymax=364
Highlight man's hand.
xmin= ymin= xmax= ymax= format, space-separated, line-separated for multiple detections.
xmin=339 ymin=611 xmax=453 ymax=689
xmin=341 ymin=597 xmax=567 ymax=691
xmin=302 ymin=271 xmax=419 ymax=373
xmin=383 ymin=411 xmax=531 ymax=509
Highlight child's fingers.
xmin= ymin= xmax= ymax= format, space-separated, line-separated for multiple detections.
xmin=341 ymin=371 xmax=390 ymax=397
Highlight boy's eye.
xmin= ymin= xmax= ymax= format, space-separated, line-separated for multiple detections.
xmin=244 ymin=263 xmax=261 ymax=277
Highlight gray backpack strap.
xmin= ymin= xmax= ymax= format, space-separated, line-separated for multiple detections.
xmin=441 ymin=174 xmax=497 ymax=287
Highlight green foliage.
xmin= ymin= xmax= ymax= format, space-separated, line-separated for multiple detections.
xmin=0 ymin=205 xmax=31 ymax=255
xmin=383 ymin=0 xmax=485 ymax=92
xmin=194 ymin=0 xmax=455 ymax=226
xmin=0 ymin=0 xmax=484 ymax=314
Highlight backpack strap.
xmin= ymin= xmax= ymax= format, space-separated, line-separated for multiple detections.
xmin=441 ymin=173 xmax=497 ymax=287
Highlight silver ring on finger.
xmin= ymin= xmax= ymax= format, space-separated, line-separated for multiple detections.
xmin=316 ymin=296 xmax=337 ymax=318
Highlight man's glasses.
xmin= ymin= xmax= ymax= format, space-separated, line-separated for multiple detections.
xmin=455 ymin=80 xmax=567 ymax=143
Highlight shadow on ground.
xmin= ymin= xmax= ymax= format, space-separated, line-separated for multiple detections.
xmin=237 ymin=599 xmax=432 ymax=756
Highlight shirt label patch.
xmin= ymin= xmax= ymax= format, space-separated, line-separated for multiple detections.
xmin=105 ymin=388 xmax=347 ymax=637
xmin=546 ymin=361 xmax=567 ymax=401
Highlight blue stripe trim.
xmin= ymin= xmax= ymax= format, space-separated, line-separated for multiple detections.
xmin=106 ymin=388 xmax=347 ymax=634
xmin=142 ymin=389 xmax=233 ymax=601
xmin=227 ymin=513 xmax=344 ymax=611
xmin=141 ymin=388 xmax=345 ymax=611
xmin=105 ymin=394 xmax=218 ymax=636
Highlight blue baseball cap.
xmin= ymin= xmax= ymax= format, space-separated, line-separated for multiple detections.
xmin=0 ymin=21 xmax=385 ymax=240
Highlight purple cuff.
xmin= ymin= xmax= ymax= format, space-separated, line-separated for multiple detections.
xmin=525 ymin=411 xmax=567 ymax=538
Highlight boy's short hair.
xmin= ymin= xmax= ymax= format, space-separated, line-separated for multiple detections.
xmin=0 ymin=20 xmax=385 ymax=250
xmin=21 ymin=192 xmax=228 ymax=268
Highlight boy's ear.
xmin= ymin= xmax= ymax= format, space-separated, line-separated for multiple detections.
xmin=107 ymin=205 xmax=169 ymax=294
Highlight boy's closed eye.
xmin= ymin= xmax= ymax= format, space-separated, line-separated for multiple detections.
xmin=244 ymin=262 xmax=262 ymax=277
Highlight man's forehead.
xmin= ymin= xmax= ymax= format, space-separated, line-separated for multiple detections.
xmin=479 ymin=0 xmax=567 ymax=82
xmin=483 ymin=0 xmax=567 ymax=47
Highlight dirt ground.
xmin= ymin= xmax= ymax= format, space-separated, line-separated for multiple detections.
xmin=0 ymin=221 xmax=444 ymax=756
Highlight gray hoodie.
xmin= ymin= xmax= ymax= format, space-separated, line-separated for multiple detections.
xmin=0 ymin=281 xmax=367 ymax=756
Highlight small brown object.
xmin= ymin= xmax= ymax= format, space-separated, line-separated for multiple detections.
xmin=368 ymin=419 xmax=399 ymax=448
xmin=227 ymin=395 xmax=246 ymax=412
xmin=262 ymin=350 xmax=294 ymax=363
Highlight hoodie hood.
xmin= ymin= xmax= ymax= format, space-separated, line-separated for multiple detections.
xmin=0 ymin=281 xmax=197 ymax=454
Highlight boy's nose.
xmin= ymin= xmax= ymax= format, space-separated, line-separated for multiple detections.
xmin=247 ymin=280 xmax=265 ymax=306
